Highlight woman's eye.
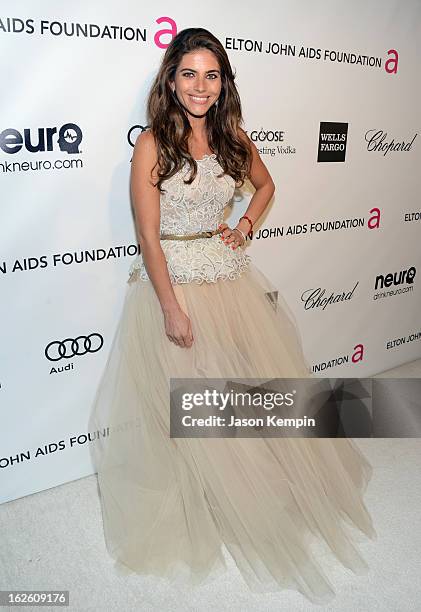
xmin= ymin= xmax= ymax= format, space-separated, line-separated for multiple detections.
xmin=182 ymin=72 xmax=217 ymax=79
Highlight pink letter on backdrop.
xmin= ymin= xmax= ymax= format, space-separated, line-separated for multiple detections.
xmin=154 ymin=17 xmax=177 ymax=49
xmin=385 ymin=49 xmax=398 ymax=74
xmin=368 ymin=207 xmax=381 ymax=230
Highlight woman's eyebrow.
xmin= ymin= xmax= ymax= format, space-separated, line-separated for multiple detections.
xmin=180 ymin=68 xmax=220 ymax=74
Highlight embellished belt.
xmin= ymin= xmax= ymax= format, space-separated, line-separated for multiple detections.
xmin=160 ymin=227 xmax=224 ymax=241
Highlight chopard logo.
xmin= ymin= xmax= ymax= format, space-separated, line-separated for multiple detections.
xmin=301 ymin=282 xmax=359 ymax=310
xmin=45 ymin=333 xmax=103 ymax=361
xmin=365 ymin=129 xmax=417 ymax=156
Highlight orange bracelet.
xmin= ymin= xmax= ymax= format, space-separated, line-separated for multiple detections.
xmin=240 ymin=215 xmax=253 ymax=236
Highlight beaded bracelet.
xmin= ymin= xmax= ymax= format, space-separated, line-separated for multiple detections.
xmin=239 ymin=215 xmax=253 ymax=236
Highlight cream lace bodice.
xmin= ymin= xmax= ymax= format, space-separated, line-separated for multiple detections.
xmin=128 ymin=153 xmax=251 ymax=285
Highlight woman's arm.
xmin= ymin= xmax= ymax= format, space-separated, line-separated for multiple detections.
xmin=130 ymin=130 xmax=180 ymax=314
xmin=234 ymin=128 xmax=275 ymax=238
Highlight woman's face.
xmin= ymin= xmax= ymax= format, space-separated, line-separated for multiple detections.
xmin=170 ymin=49 xmax=222 ymax=117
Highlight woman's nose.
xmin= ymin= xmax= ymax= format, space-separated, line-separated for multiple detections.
xmin=194 ymin=77 xmax=207 ymax=91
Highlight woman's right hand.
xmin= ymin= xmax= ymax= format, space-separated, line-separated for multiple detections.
xmin=163 ymin=306 xmax=194 ymax=348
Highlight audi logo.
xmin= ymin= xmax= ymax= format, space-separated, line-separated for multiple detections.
xmin=45 ymin=333 xmax=104 ymax=361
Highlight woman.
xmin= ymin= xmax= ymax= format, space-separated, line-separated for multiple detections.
xmin=89 ymin=27 xmax=377 ymax=604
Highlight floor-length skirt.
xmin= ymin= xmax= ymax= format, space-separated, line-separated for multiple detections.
xmin=88 ymin=262 xmax=377 ymax=604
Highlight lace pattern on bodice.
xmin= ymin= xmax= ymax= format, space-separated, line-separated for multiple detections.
xmin=128 ymin=154 xmax=251 ymax=285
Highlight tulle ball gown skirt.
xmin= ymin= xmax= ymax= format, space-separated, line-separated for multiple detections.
xmin=89 ymin=262 xmax=377 ymax=604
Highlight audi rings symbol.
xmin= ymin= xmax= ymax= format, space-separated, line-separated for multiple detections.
xmin=45 ymin=334 xmax=104 ymax=361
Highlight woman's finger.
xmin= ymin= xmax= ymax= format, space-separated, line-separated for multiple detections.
xmin=219 ymin=223 xmax=229 ymax=238
xmin=221 ymin=227 xmax=231 ymax=241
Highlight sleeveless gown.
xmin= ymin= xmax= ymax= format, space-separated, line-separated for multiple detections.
xmin=89 ymin=152 xmax=377 ymax=604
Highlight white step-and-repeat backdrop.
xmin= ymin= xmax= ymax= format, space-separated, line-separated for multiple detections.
xmin=1 ymin=1 xmax=420 ymax=503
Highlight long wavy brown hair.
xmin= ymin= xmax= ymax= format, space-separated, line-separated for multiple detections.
xmin=146 ymin=27 xmax=252 ymax=193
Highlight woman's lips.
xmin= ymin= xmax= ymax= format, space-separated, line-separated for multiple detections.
xmin=188 ymin=95 xmax=209 ymax=105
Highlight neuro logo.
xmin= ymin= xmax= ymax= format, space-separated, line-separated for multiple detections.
xmin=45 ymin=333 xmax=103 ymax=362
xmin=317 ymin=122 xmax=348 ymax=162
xmin=57 ymin=124 xmax=82 ymax=153
xmin=374 ymin=266 xmax=416 ymax=290
xmin=0 ymin=122 xmax=83 ymax=154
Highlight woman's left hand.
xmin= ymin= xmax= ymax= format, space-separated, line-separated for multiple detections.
xmin=218 ymin=223 xmax=245 ymax=249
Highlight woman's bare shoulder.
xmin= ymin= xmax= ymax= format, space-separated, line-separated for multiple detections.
xmin=133 ymin=129 xmax=159 ymax=181
xmin=134 ymin=128 xmax=157 ymax=156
